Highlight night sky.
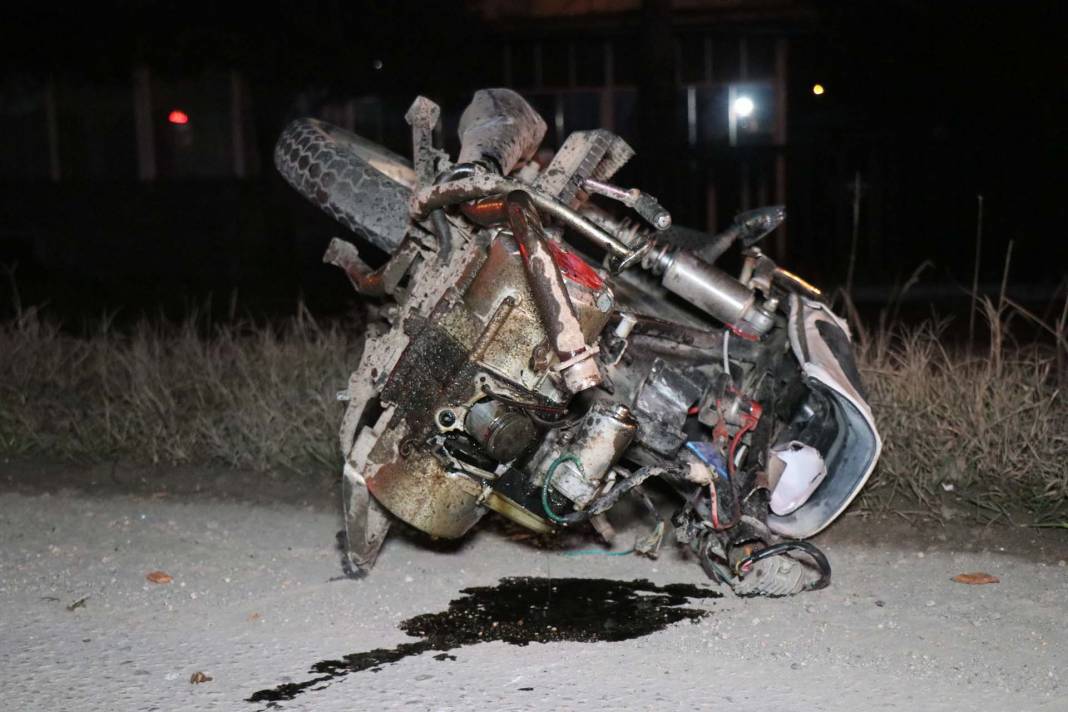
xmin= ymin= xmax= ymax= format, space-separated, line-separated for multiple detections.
xmin=0 ymin=1 xmax=1064 ymax=319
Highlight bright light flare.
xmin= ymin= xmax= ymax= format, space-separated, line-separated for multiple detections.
xmin=812 ymin=83 xmax=825 ymax=96
xmin=731 ymin=96 xmax=755 ymax=118
xmin=168 ymin=110 xmax=189 ymax=125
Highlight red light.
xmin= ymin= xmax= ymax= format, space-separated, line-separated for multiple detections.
xmin=168 ymin=110 xmax=189 ymax=125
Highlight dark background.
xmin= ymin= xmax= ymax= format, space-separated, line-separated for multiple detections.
xmin=1 ymin=0 xmax=1064 ymax=325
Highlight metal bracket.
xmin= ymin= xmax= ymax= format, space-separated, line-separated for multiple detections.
xmin=583 ymin=178 xmax=672 ymax=231
xmin=323 ymin=237 xmax=421 ymax=297
xmin=404 ymin=96 xmax=447 ymax=189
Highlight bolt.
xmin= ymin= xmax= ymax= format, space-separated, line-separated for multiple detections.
xmin=438 ymin=410 xmax=456 ymax=427
xmin=596 ymin=291 xmax=613 ymax=313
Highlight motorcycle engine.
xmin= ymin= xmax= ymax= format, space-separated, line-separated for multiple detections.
xmin=347 ymin=226 xmax=619 ymax=540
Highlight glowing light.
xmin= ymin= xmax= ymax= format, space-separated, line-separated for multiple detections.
xmin=168 ymin=110 xmax=189 ymax=125
xmin=731 ymin=96 xmax=755 ymax=118
xmin=812 ymin=83 xmax=825 ymax=96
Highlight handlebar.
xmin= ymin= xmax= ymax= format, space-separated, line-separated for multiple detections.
xmin=411 ymin=171 xmax=642 ymax=269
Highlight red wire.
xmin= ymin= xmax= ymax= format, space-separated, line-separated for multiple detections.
xmin=725 ymin=323 xmax=761 ymax=342
xmin=707 ymin=397 xmax=763 ymax=530
xmin=711 ymin=418 xmax=752 ymax=530
xmin=727 ymin=416 xmax=756 ymax=479
xmin=727 ymin=401 xmax=763 ymax=478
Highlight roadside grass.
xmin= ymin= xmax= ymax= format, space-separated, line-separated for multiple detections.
xmin=847 ymin=291 xmax=1068 ymax=526
xmin=1 ymin=295 xmax=1065 ymax=523
xmin=0 ymin=304 xmax=356 ymax=476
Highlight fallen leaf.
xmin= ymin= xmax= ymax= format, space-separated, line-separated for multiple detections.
xmin=952 ymin=572 xmax=1000 ymax=585
xmin=189 ymin=671 xmax=213 ymax=684
xmin=66 ymin=596 xmax=89 ymax=611
xmin=248 ymin=612 xmax=261 ymax=621
xmin=146 ymin=571 xmax=173 ymax=584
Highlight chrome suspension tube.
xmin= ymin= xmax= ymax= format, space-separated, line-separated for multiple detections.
xmin=644 ymin=243 xmax=775 ymax=335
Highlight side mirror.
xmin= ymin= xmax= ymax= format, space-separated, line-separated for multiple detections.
xmin=735 ymin=206 xmax=785 ymax=248
xmin=678 ymin=205 xmax=788 ymax=266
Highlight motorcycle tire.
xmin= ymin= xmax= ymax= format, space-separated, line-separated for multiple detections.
xmin=274 ymin=118 xmax=415 ymax=254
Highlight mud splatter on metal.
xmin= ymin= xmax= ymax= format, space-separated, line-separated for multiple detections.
xmin=409 ymin=172 xmax=635 ymax=262
xmin=246 ymin=577 xmax=719 ymax=706
xmin=507 ymin=194 xmax=586 ymax=352
xmin=534 ymin=128 xmax=634 ymax=207
xmin=404 ymin=95 xmax=443 ymax=187
xmin=274 ymin=118 xmax=412 ymax=253
xmin=456 ymin=88 xmax=547 ymax=175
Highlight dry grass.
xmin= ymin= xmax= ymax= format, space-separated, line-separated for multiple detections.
xmin=851 ymin=293 xmax=1068 ymax=523
xmin=1 ymin=292 xmax=1066 ymax=521
xmin=0 ymin=304 xmax=358 ymax=475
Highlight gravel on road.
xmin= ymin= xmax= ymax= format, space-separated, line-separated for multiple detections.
xmin=1 ymin=462 xmax=1065 ymax=711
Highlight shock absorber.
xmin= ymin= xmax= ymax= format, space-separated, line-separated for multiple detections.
xmin=642 ymin=242 xmax=777 ymax=336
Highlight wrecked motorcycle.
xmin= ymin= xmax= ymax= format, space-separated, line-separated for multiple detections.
xmin=275 ymin=89 xmax=881 ymax=596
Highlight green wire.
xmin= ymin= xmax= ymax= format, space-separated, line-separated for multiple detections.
xmin=541 ymin=454 xmax=584 ymax=525
xmin=562 ymin=547 xmax=634 ymax=557
xmin=543 ymin=454 xmax=636 ymax=557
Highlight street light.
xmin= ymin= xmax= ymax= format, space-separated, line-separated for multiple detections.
xmin=731 ymin=96 xmax=755 ymax=118
xmin=728 ymin=86 xmax=757 ymax=146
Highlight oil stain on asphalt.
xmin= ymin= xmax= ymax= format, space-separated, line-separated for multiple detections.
xmin=247 ymin=576 xmax=720 ymax=706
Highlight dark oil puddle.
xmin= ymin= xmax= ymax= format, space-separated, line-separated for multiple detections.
xmin=247 ymin=576 xmax=719 ymax=707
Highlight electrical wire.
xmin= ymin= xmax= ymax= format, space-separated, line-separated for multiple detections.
xmin=563 ymin=548 xmax=634 ymax=557
xmin=481 ymin=385 xmax=570 ymax=415
xmin=557 ymin=483 xmax=663 ymax=558
xmin=736 ymin=540 xmax=832 ymax=592
xmin=528 ymin=410 xmax=582 ymax=429
xmin=542 ymin=461 xmax=668 ymax=527
xmin=710 ymin=449 xmax=744 ymax=531
xmin=705 ymin=411 xmax=760 ymax=532
xmin=686 ymin=432 xmax=737 ymax=531
xmin=541 ymin=455 xmax=583 ymax=525
xmin=709 ymin=481 xmax=722 ymax=529
xmin=722 ymin=328 xmax=731 ymax=378
xmin=728 ymin=412 xmax=760 ymax=479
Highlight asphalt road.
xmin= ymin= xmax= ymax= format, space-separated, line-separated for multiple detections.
xmin=1 ymin=462 xmax=1066 ymax=711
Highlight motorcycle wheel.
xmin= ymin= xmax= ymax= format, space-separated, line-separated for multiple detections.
xmin=274 ymin=118 xmax=414 ymax=254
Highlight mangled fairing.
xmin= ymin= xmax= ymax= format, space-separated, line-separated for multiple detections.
xmin=274 ymin=88 xmax=882 ymax=596
xmin=768 ymin=296 xmax=882 ymax=538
